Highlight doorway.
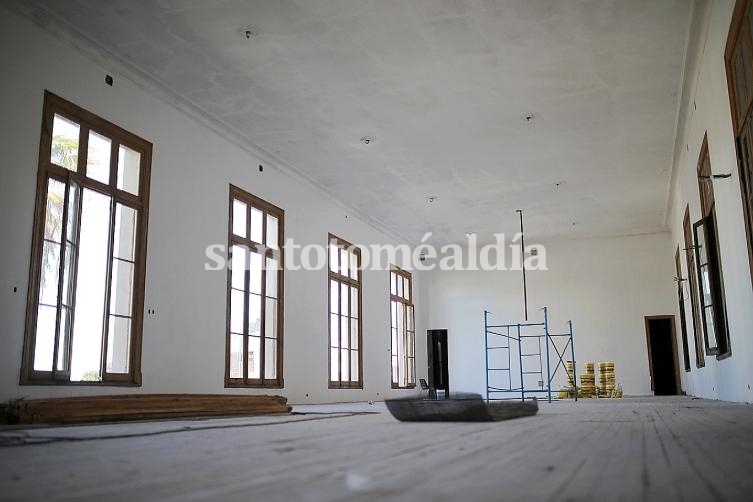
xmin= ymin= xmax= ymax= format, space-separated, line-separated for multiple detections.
xmin=644 ymin=316 xmax=681 ymax=396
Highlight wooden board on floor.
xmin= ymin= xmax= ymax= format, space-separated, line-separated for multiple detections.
xmin=3 ymin=394 xmax=291 ymax=425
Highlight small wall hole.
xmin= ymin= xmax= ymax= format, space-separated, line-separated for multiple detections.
xmin=105 ymin=75 xmax=113 ymax=86
xmin=258 ymin=165 xmax=264 ymax=173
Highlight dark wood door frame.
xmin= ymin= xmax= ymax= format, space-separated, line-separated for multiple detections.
xmin=644 ymin=315 xmax=683 ymax=395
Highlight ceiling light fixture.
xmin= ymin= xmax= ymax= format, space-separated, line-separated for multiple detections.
xmin=239 ymin=26 xmax=258 ymax=40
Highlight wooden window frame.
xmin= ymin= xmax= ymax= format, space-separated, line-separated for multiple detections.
xmin=390 ymin=266 xmax=416 ymax=389
xmin=725 ymin=0 xmax=753 ymax=298
xmin=675 ymin=247 xmax=692 ymax=372
xmin=694 ymin=136 xmax=731 ymax=359
xmin=225 ymin=185 xmax=285 ymax=388
xmin=21 ymin=91 xmax=152 ymax=386
xmin=327 ymin=234 xmax=363 ymax=389
xmin=683 ymin=206 xmax=705 ymax=368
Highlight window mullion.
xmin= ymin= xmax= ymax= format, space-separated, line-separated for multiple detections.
xmin=100 ymin=197 xmax=117 ymax=380
xmin=260 ymin=212 xmax=267 ymax=382
xmin=401 ymin=303 xmax=407 ymax=387
xmin=50 ymin=178 xmax=71 ymax=379
xmin=62 ymin=179 xmax=84 ymax=377
xmin=77 ymin=126 xmax=89 ymax=176
xmin=243 ymin=265 xmax=250 ymax=382
xmin=346 ymin=282 xmax=351 ymax=383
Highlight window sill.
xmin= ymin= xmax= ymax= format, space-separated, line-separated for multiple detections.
xmin=19 ymin=378 xmax=141 ymax=387
xmin=225 ymin=379 xmax=284 ymax=389
xmin=391 ymin=384 xmax=417 ymax=390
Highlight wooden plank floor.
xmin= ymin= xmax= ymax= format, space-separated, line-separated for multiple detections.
xmin=1 ymin=396 xmax=752 ymax=501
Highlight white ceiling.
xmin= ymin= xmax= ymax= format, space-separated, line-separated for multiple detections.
xmin=14 ymin=0 xmax=692 ymax=245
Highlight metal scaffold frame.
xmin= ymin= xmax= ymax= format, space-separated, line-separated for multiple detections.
xmin=484 ymin=307 xmax=577 ymax=403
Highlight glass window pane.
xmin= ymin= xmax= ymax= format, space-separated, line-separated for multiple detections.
xmin=390 ymin=272 xmax=397 ymax=295
xmin=391 ymin=301 xmax=397 ymax=329
xmin=249 ymin=252 xmax=262 ymax=294
xmin=330 ymin=280 xmax=339 ymax=314
xmin=248 ymin=336 xmax=260 ymax=379
xmin=44 ymin=179 xmax=66 ymax=242
xmin=248 ymin=293 xmax=261 ymax=336
xmin=56 ymin=306 xmax=72 ymax=371
xmin=340 ymin=348 xmax=349 ymax=381
xmin=392 ymin=356 xmax=399 ymax=384
xmin=39 ymin=240 xmax=61 ymax=305
xmin=341 ymin=316 xmax=349 ymax=351
xmin=340 ymin=283 xmax=348 ymax=317
xmin=266 ymin=257 xmax=278 ymax=298
xmin=350 ymin=321 xmax=358 ymax=350
xmin=117 ymin=145 xmax=141 ymax=195
xmin=351 ymin=287 xmax=359 ymax=319
xmin=230 ymin=245 xmax=246 ymax=290
xmin=230 ymin=289 xmax=244 ymax=334
xmin=265 ymin=298 xmax=277 ymax=340
xmin=51 ymin=114 xmax=79 ymax=171
xmin=70 ymin=189 xmax=110 ymax=381
xmin=229 ymin=333 xmax=243 ymax=378
xmin=329 ymin=243 xmax=338 ymax=272
xmin=264 ymin=338 xmax=277 ymax=379
xmin=350 ymin=350 xmax=359 ymax=382
xmin=250 ymin=208 xmax=263 ymax=243
xmin=266 ymin=215 xmax=278 ymax=249
xmin=330 ymin=314 xmax=339 ymax=348
xmin=349 ymin=252 xmax=357 ymax=280
xmin=705 ymin=306 xmax=718 ymax=348
xmin=701 ymin=266 xmax=712 ymax=305
xmin=106 ymin=315 xmax=130 ymax=374
xmin=232 ymin=200 xmax=247 ymax=238
xmin=110 ymin=259 xmax=134 ymax=317
xmin=404 ymin=277 xmax=410 ymax=300
xmin=340 ymin=248 xmax=349 ymax=277
xmin=113 ymin=204 xmax=137 ymax=261
xmin=65 ymin=182 xmax=80 ymax=243
xmin=33 ymin=305 xmax=56 ymax=371
xmin=397 ymin=275 xmax=403 ymax=297
xmin=407 ymin=305 xmax=414 ymax=332
xmin=86 ymin=131 xmax=111 ymax=184
xmin=61 ymin=242 xmax=76 ymax=307
xmin=330 ymin=348 xmax=339 ymax=381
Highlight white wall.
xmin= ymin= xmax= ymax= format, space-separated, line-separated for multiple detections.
xmin=0 ymin=9 xmax=426 ymax=404
xmin=424 ymin=233 xmax=678 ymax=397
xmin=666 ymin=0 xmax=753 ymax=403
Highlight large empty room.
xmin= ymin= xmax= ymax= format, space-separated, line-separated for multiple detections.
xmin=1 ymin=0 xmax=753 ymax=500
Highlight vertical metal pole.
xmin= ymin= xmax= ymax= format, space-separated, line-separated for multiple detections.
xmin=544 ymin=307 xmax=552 ymax=403
xmin=484 ymin=310 xmax=490 ymax=402
xmin=517 ymin=324 xmax=524 ymax=402
xmin=516 ymin=209 xmax=528 ymax=320
xmin=506 ymin=326 xmax=511 ymax=391
xmin=569 ymin=320 xmax=578 ymax=402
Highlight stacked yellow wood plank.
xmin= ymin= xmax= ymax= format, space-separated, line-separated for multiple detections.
xmin=598 ymin=362 xmax=616 ymax=396
xmin=3 ymin=394 xmax=291 ymax=425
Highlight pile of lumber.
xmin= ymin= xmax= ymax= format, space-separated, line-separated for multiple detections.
xmin=3 ymin=394 xmax=291 ymax=425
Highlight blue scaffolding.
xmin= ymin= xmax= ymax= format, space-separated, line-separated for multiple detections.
xmin=484 ymin=307 xmax=577 ymax=403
